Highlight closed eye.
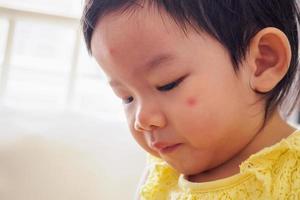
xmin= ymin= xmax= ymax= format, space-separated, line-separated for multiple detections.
xmin=120 ymin=75 xmax=187 ymax=104
xmin=157 ymin=76 xmax=185 ymax=92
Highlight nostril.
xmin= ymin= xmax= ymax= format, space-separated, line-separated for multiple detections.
xmin=134 ymin=121 xmax=145 ymax=132
xmin=134 ymin=120 xmax=153 ymax=132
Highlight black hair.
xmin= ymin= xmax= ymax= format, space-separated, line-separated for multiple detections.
xmin=81 ymin=0 xmax=300 ymax=127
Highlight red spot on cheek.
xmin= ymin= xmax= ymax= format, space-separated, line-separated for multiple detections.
xmin=109 ymin=48 xmax=117 ymax=56
xmin=186 ymin=97 xmax=197 ymax=107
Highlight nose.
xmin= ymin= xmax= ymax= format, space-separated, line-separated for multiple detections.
xmin=134 ymin=100 xmax=167 ymax=132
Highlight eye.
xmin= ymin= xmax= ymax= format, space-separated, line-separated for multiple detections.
xmin=122 ymin=96 xmax=134 ymax=104
xmin=157 ymin=76 xmax=185 ymax=92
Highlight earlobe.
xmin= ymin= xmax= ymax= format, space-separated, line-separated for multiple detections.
xmin=248 ymin=27 xmax=291 ymax=93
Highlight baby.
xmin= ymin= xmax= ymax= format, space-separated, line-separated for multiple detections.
xmin=82 ymin=0 xmax=300 ymax=199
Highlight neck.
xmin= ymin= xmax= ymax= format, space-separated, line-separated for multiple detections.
xmin=188 ymin=110 xmax=296 ymax=183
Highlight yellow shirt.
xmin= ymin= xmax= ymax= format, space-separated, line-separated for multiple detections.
xmin=140 ymin=130 xmax=300 ymax=200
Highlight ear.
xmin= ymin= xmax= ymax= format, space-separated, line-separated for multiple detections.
xmin=247 ymin=27 xmax=291 ymax=93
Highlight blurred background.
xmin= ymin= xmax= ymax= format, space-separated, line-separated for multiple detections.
xmin=0 ymin=1 xmax=299 ymax=200
xmin=0 ymin=1 xmax=145 ymax=200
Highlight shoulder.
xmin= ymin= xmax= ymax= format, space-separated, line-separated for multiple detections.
xmin=139 ymin=154 xmax=179 ymax=200
xmin=241 ymin=130 xmax=300 ymax=170
xmin=272 ymin=130 xmax=300 ymax=198
xmin=241 ymin=130 xmax=300 ymax=199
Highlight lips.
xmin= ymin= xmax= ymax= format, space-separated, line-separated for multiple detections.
xmin=151 ymin=142 xmax=182 ymax=154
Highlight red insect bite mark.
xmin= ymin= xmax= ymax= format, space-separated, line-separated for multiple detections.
xmin=108 ymin=48 xmax=117 ymax=56
xmin=187 ymin=97 xmax=197 ymax=107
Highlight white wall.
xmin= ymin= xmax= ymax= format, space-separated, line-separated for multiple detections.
xmin=0 ymin=106 xmax=146 ymax=200
xmin=0 ymin=4 xmax=146 ymax=198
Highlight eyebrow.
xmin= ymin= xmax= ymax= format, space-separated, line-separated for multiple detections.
xmin=109 ymin=53 xmax=175 ymax=87
xmin=144 ymin=53 xmax=175 ymax=71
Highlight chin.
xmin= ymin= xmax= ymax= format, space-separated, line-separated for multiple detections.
xmin=167 ymin=160 xmax=206 ymax=176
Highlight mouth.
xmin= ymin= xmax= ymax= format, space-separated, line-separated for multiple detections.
xmin=151 ymin=142 xmax=182 ymax=154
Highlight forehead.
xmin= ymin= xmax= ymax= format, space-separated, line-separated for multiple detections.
xmin=89 ymin=6 xmax=229 ymax=89
xmin=91 ymin=7 xmax=186 ymax=49
xmin=91 ymin=7 xmax=194 ymax=69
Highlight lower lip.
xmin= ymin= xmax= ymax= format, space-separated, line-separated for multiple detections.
xmin=160 ymin=144 xmax=182 ymax=154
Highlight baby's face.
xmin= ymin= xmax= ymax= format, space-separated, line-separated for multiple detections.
xmin=91 ymin=8 xmax=263 ymax=175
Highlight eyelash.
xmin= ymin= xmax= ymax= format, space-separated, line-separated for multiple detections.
xmin=156 ymin=76 xmax=185 ymax=92
xmin=122 ymin=76 xmax=185 ymax=104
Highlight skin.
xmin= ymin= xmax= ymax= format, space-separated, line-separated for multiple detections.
xmin=90 ymin=7 xmax=296 ymax=182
